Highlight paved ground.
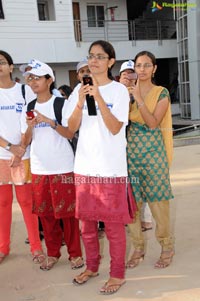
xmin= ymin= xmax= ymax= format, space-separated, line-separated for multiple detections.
xmin=0 ymin=144 xmax=200 ymax=301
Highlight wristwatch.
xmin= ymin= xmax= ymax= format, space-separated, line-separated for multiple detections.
xmin=5 ymin=142 xmax=12 ymax=151
xmin=51 ymin=120 xmax=58 ymax=130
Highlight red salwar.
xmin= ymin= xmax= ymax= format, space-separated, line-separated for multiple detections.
xmin=31 ymin=173 xmax=82 ymax=259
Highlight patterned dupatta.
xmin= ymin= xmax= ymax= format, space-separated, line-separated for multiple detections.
xmin=129 ymin=85 xmax=173 ymax=167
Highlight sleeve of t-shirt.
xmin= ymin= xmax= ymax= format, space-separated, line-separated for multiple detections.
xmin=63 ymin=84 xmax=81 ymax=126
xmin=110 ymin=83 xmax=130 ymax=125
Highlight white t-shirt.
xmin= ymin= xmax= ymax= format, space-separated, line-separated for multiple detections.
xmin=0 ymin=82 xmax=36 ymax=160
xmin=67 ymin=81 xmax=130 ymax=177
xmin=21 ymin=95 xmax=74 ymax=175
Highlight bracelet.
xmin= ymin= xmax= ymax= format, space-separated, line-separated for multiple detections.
xmin=77 ymin=104 xmax=83 ymax=110
xmin=137 ymin=101 xmax=145 ymax=108
xmin=51 ymin=120 xmax=58 ymax=130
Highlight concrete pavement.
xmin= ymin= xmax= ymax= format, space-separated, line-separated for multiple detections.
xmin=0 ymin=144 xmax=200 ymax=301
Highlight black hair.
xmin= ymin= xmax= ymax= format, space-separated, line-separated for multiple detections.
xmin=88 ymin=40 xmax=116 ymax=80
xmin=58 ymin=84 xmax=72 ymax=98
xmin=45 ymin=74 xmax=55 ymax=94
xmin=0 ymin=50 xmax=14 ymax=79
xmin=134 ymin=51 xmax=157 ymax=83
xmin=0 ymin=50 xmax=13 ymax=65
xmin=134 ymin=51 xmax=156 ymax=66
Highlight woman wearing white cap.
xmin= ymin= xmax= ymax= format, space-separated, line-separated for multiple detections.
xmin=21 ymin=59 xmax=83 ymax=271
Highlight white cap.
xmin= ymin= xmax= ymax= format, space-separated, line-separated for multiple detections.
xmin=120 ymin=60 xmax=134 ymax=73
xmin=20 ymin=59 xmax=55 ymax=81
xmin=76 ymin=58 xmax=88 ymax=73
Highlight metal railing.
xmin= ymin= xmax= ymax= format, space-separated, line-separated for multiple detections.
xmin=73 ymin=19 xmax=176 ymax=45
xmin=173 ymin=124 xmax=200 ymax=136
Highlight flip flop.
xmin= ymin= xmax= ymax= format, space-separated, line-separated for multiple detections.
xmin=32 ymin=252 xmax=46 ymax=264
xmin=100 ymin=280 xmax=126 ymax=295
xmin=142 ymin=226 xmax=153 ymax=232
xmin=73 ymin=270 xmax=99 ymax=285
xmin=40 ymin=256 xmax=58 ymax=271
xmin=70 ymin=256 xmax=84 ymax=270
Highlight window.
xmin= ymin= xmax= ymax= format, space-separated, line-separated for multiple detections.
xmin=0 ymin=0 xmax=4 ymax=19
xmin=37 ymin=0 xmax=55 ymax=21
xmin=87 ymin=5 xmax=105 ymax=27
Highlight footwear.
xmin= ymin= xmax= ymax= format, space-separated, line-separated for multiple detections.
xmin=70 ymin=256 xmax=84 ymax=270
xmin=126 ymin=250 xmax=145 ymax=268
xmin=0 ymin=253 xmax=7 ymax=264
xmin=154 ymin=250 xmax=174 ymax=269
xmin=100 ymin=278 xmax=126 ymax=295
xmin=142 ymin=226 xmax=153 ymax=232
xmin=73 ymin=270 xmax=99 ymax=285
xmin=141 ymin=222 xmax=153 ymax=232
xmin=25 ymin=237 xmax=30 ymax=244
xmin=32 ymin=251 xmax=46 ymax=264
xmin=40 ymin=256 xmax=58 ymax=271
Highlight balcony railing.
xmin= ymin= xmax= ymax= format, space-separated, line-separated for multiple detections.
xmin=74 ymin=19 xmax=176 ymax=45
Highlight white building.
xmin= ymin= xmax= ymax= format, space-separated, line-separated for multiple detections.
xmin=0 ymin=0 xmax=199 ymax=120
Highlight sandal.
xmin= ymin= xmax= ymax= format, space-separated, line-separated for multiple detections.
xmin=73 ymin=270 xmax=99 ymax=285
xmin=70 ymin=256 xmax=84 ymax=270
xmin=32 ymin=251 xmax=46 ymax=264
xmin=142 ymin=227 xmax=153 ymax=232
xmin=40 ymin=256 xmax=58 ymax=271
xmin=154 ymin=250 xmax=174 ymax=269
xmin=0 ymin=253 xmax=7 ymax=264
xmin=126 ymin=250 xmax=145 ymax=269
xmin=100 ymin=278 xmax=126 ymax=295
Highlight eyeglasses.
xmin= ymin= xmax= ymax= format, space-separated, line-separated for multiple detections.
xmin=87 ymin=54 xmax=109 ymax=61
xmin=0 ymin=61 xmax=8 ymax=66
xmin=26 ymin=75 xmax=44 ymax=82
xmin=135 ymin=63 xmax=153 ymax=69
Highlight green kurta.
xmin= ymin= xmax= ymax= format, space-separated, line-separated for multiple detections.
xmin=127 ymin=122 xmax=173 ymax=203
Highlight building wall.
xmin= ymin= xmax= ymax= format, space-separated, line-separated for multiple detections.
xmin=1 ymin=0 xmax=178 ymax=91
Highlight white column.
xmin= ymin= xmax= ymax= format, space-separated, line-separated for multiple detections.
xmin=187 ymin=0 xmax=200 ymax=120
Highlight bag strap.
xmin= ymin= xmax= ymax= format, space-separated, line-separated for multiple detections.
xmin=21 ymin=84 xmax=26 ymax=104
xmin=53 ymin=97 xmax=75 ymax=153
xmin=53 ymin=97 xmax=65 ymax=125
xmin=27 ymin=99 xmax=37 ymax=111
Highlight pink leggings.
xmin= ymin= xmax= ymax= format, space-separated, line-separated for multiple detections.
xmin=0 ymin=184 xmax=42 ymax=255
xmin=81 ymin=220 xmax=126 ymax=279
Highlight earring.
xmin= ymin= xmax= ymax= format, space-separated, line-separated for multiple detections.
xmin=152 ymin=73 xmax=155 ymax=78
